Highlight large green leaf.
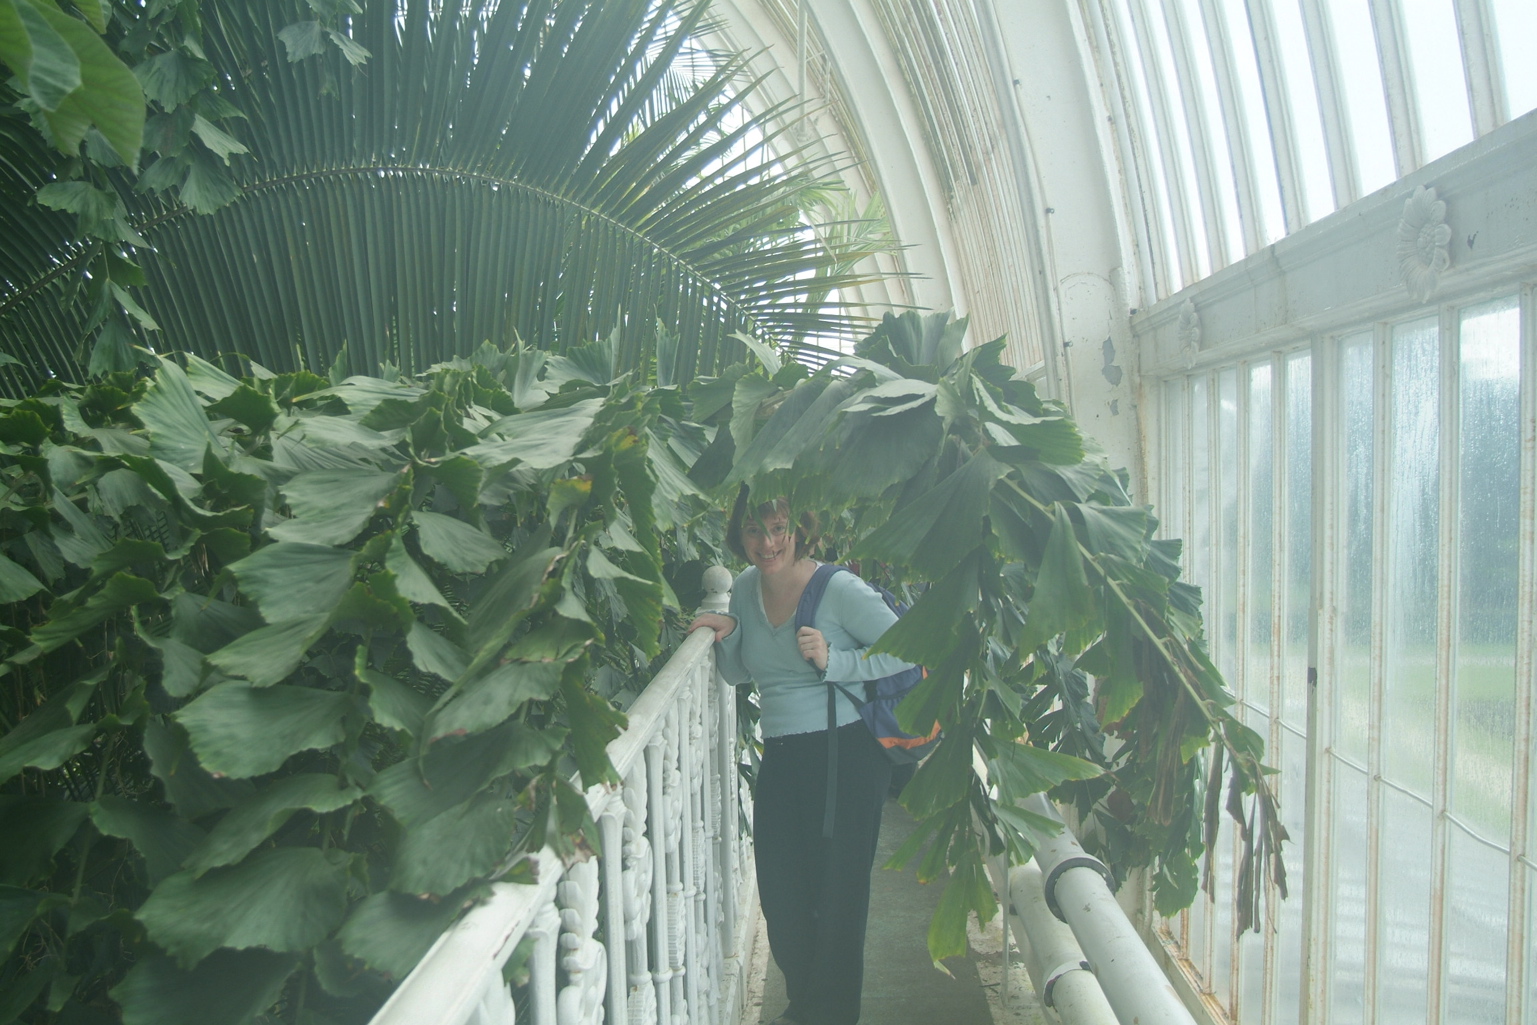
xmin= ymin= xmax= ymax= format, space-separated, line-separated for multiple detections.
xmin=412 ymin=510 xmax=506 ymax=575
xmin=182 ymin=775 xmax=362 ymax=877
xmin=0 ymin=0 xmax=144 ymax=162
xmin=89 ymin=795 xmax=206 ymax=884
xmin=852 ymin=452 xmax=1010 ymax=579
xmin=0 ymin=886 xmax=47 ymax=958
xmin=389 ymin=791 xmax=518 ymax=896
xmin=463 ymin=542 xmax=563 ymax=673
xmin=174 ymin=683 xmax=354 ymax=779
xmin=135 ymin=360 xmax=223 ymax=473
xmin=406 ymin=620 xmax=468 ymax=683
xmin=142 ymin=720 xmax=256 ymax=820
xmin=204 ymin=618 xmax=326 ymax=687
xmin=30 ymin=571 xmax=159 ymax=652
xmin=266 ymin=468 xmax=402 ymax=545
xmin=137 ymin=847 xmax=349 ymax=966
xmin=1017 ymin=503 xmax=1097 ymax=651
xmin=367 ymin=721 xmax=562 ymax=828
xmin=337 ymin=889 xmax=468 ymax=980
xmin=0 ymin=797 xmax=88 ymax=886
xmin=227 ymin=542 xmax=356 ymax=623
xmin=0 ymin=722 xmax=95 ymax=785
xmin=428 ymin=660 xmax=564 ymax=741
xmin=466 ymin=399 xmax=604 ymax=471
xmin=112 ymin=949 xmax=297 ymax=1025
xmin=0 ymin=554 xmax=43 ymax=601
xmin=989 ymin=740 xmax=1102 ymax=799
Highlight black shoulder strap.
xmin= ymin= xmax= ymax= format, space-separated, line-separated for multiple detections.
xmin=793 ymin=563 xmax=848 ymax=636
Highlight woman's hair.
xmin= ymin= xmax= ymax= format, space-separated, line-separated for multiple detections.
xmin=725 ymin=486 xmax=820 ymax=560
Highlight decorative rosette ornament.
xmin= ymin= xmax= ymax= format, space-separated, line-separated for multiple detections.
xmin=1397 ymin=185 xmax=1451 ymax=302
xmin=1177 ymin=299 xmax=1201 ymax=368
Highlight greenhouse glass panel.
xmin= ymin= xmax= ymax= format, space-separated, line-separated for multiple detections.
xmin=1282 ymin=351 xmax=1311 ymax=730
xmin=1377 ymin=786 xmax=1432 ymax=1024
xmin=1173 ymin=0 xmax=1246 ymax=259
xmin=1453 ymin=297 xmax=1519 ymax=841
xmin=1331 ymin=762 xmax=1370 ymax=1025
xmin=1143 ymin=0 xmax=1214 ymax=276
xmin=1384 ymin=317 xmax=1439 ymax=796
xmin=1444 ymin=827 xmax=1509 ymax=1024
xmin=1399 ymin=0 xmax=1474 ymax=162
xmin=1218 ymin=367 xmax=1242 ymax=687
xmin=1339 ymin=336 xmax=1374 ymax=762
xmin=1270 ymin=0 xmax=1334 ymax=219
xmin=1220 ymin=0 xmax=1287 ymax=242
xmin=1214 ymin=796 xmax=1237 ymax=1007
xmin=1321 ymin=0 xmax=1395 ymax=194
xmin=1247 ymin=361 xmax=1275 ymax=713
xmin=1276 ymin=717 xmax=1306 ymax=1025
xmin=1113 ymin=0 xmax=1187 ymax=292
xmin=1489 ymin=0 xmax=1537 ymax=120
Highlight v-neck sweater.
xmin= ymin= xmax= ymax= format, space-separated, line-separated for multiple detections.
xmin=713 ymin=564 xmax=918 ymax=738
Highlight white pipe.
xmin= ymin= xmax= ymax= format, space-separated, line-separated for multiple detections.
xmin=1024 ymin=796 xmax=1195 ymax=1025
xmin=1007 ymin=861 xmax=1117 ymax=1025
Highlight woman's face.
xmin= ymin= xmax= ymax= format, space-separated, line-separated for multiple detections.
xmin=742 ymin=510 xmax=795 ymax=575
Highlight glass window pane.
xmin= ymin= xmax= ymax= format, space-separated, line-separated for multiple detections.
xmin=1276 ymin=721 xmax=1307 ymax=1025
xmin=1377 ymin=787 xmax=1432 ymax=1022
xmin=1143 ymin=0 xmax=1214 ymax=277
xmin=1283 ymin=351 xmax=1312 ymax=730
xmin=1221 ymin=0 xmax=1287 ymax=243
xmin=1271 ymin=0 xmax=1335 ymax=220
xmin=1247 ymin=362 xmax=1275 ymax=714
xmin=1163 ymin=378 xmax=1188 ymax=534
xmin=1399 ymin=0 xmax=1474 ymax=162
xmin=1188 ymin=374 xmax=1213 ymax=978
xmin=1444 ymin=827 xmax=1510 ymax=1024
xmin=1339 ymin=335 xmax=1374 ymax=761
xmin=1452 ymin=297 xmax=1520 ymax=840
xmin=1331 ymin=760 xmax=1370 ymax=1025
xmin=1489 ymin=0 xmax=1537 ymax=120
xmin=1114 ymin=0 xmax=1187 ymax=292
xmin=1384 ymin=317 xmax=1439 ymax=795
xmin=1323 ymin=0 xmax=1397 ymax=194
xmin=1214 ymin=805 xmax=1236 ymax=1007
xmin=1218 ymin=367 xmax=1241 ymax=686
xmin=1174 ymin=0 xmax=1247 ymax=260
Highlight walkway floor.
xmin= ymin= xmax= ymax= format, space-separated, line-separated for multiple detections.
xmin=742 ymin=799 xmax=1048 ymax=1025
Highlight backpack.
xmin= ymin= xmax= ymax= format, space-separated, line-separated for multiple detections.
xmin=794 ymin=564 xmax=942 ymax=835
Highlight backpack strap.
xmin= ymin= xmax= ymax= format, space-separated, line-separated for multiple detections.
xmin=793 ymin=564 xmax=848 ymax=839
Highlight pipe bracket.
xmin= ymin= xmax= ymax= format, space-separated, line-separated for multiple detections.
xmin=1042 ymin=855 xmax=1115 ymax=921
xmin=1041 ymin=959 xmax=1093 ymax=1008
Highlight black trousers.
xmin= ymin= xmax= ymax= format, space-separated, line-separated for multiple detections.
xmin=755 ymin=721 xmax=893 ymax=1025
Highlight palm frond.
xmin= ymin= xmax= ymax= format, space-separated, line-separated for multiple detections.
xmin=0 ymin=0 xmax=894 ymax=391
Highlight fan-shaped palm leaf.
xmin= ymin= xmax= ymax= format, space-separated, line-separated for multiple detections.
xmin=0 ymin=0 xmax=891 ymax=391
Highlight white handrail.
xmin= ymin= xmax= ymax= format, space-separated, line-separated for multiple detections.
xmin=370 ymin=566 xmax=750 ymax=1025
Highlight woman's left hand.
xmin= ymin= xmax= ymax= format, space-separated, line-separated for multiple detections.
xmin=796 ymin=626 xmax=829 ymax=671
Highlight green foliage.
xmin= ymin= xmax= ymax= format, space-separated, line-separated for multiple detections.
xmin=1 ymin=0 xmax=894 ymax=395
xmin=0 ymin=344 xmax=717 ymax=1022
xmin=697 ymin=312 xmax=1286 ymax=960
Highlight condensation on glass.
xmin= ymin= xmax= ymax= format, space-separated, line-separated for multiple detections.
xmin=1149 ymin=292 xmax=1533 ymax=1023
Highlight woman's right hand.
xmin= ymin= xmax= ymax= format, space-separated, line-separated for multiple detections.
xmin=689 ymin=612 xmax=736 ymax=642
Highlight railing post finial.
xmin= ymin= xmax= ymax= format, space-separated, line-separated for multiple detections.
xmin=701 ymin=565 xmax=732 ymax=614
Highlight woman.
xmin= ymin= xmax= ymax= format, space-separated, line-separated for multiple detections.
xmin=690 ymin=491 xmax=917 ymax=1025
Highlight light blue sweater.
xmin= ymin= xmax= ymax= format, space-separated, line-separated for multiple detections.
xmin=714 ymin=565 xmax=918 ymax=738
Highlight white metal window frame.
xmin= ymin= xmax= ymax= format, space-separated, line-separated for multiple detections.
xmin=1131 ymin=111 xmax=1537 ymax=1025
xmin=1080 ymin=0 xmax=1537 ymax=307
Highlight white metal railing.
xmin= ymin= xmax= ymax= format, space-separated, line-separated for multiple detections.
xmin=370 ymin=566 xmax=752 ymax=1025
